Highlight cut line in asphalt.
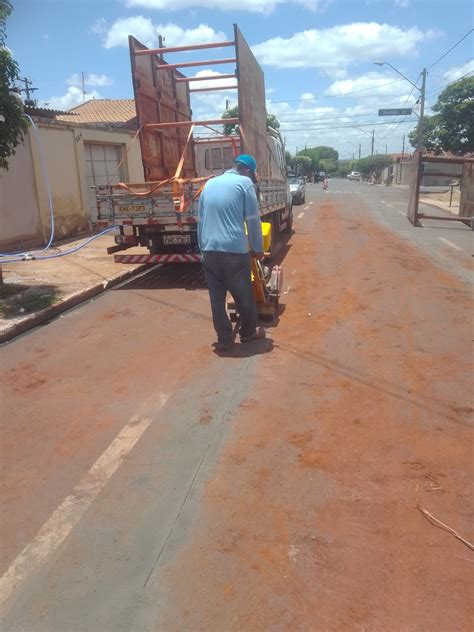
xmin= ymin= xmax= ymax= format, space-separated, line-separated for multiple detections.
xmin=304 ymin=205 xmax=309 ymax=210
xmin=0 ymin=393 xmax=169 ymax=612
xmin=297 ymin=212 xmax=305 ymax=219
xmin=438 ymin=237 xmax=463 ymax=251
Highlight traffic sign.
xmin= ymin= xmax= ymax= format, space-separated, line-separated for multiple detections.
xmin=378 ymin=108 xmax=413 ymax=116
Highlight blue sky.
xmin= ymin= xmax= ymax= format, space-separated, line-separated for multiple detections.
xmin=7 ymin=0 xmax=474 ymax=158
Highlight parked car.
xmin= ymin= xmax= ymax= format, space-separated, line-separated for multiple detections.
xmin=314 ymin=171 xmax=326 ymax=182
xmin=288 ymin=176 xmax=306 ymax=204
xmin=347 ymin=171 xmax=361 ymax=181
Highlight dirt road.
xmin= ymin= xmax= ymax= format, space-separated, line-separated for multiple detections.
xmin=1 ymin=183 xmax=472 ymax=631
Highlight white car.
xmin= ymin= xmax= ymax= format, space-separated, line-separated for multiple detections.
xmin=288 ymin=176 xmax=306 ymax=204
xmin=347 ymin=171 xmax=361 ymax=181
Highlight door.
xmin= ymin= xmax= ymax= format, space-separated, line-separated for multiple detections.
xmin=84 ymin=143 xmax=123 ymax=220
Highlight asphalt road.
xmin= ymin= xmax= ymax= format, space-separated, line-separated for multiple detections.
xmin=1 ymin=182 xmax=473 ymax=631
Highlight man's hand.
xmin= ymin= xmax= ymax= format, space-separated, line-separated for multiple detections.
xmin=251 ymin=252 xmax=265 ymax=261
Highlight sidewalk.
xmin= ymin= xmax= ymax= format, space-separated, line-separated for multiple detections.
xmin=0 ymin=234 xmax=147 ymax=343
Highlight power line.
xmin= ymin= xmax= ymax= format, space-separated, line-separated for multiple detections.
xmin=424 ymin=70 xmax=474 ymax=97
xmin=279 ymin=119 xmax=418 ymax=132
xmin=377 ymin=75 xmax=421 ymax=141
xmin=268 ymin=78 xmax=404 ymax=103
xmin=428 ymin=28 xmax=473 ymax=70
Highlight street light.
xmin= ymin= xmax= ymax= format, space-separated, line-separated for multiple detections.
xmin=373 ymin=60 xmax=427 ymax=150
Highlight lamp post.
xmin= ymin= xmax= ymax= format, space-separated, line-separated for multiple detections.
xmin=374 ymin=61 xmax=427 ymax=150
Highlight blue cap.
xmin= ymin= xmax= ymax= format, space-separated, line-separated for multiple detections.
xmin=234 ymin=154 xmax=257 ymax=174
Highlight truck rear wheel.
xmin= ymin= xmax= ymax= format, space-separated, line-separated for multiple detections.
xmin=283 ymin=205 xmax=293 ymax=233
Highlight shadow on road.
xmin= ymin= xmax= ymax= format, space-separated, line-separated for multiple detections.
xmin=213 ymin=336 xmax=274 ymax=358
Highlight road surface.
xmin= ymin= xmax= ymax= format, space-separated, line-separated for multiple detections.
xmin=1 ymin=180 xmax=473 ymax=631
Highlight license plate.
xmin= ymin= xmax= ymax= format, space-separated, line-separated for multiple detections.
xmin=118 ymin=204 xmax=146 ymax=213
xmin=163 ymin=234 xmax=191 ymax=246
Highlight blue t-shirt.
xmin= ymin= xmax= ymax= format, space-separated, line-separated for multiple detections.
xmin=198 ymin=169 xmax=263 ymax=254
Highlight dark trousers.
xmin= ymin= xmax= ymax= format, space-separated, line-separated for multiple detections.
xmin=201 ymin=251 xmax=257 ymax=343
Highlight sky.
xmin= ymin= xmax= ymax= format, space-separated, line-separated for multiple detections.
xmin=7 ymin=0 xmax=474 ymax=159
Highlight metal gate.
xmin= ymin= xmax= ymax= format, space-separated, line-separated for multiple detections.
xmin=407 ymin=152 xmax=472 ymax=228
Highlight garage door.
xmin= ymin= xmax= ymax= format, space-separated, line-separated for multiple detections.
xmin=84 ymin=143 xmax=123 ymax=220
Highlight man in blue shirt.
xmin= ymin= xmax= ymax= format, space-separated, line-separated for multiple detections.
xmin=198 ymin=154 xmax=265 ymax=352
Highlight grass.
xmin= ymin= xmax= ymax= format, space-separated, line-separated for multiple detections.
xmin=0 ymin=286 xmax=59 ymax=318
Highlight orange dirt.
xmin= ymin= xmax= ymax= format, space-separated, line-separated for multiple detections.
xmin=154 ymin=196 xmax=473 ymax=631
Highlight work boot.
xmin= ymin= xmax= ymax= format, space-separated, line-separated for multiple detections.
xmin=213 ymin=339 xmax=233 ymax=352
xmin=240 ymin=326 xmax=265 ymax=344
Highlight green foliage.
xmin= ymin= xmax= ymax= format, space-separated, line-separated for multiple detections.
xmin=221 ymin=105 xmax=280 ymax=136
xmin=337 ymin=159 xmax=355 ymax=177
xmin=0 ymin=0 xmax=12 ymax=45
xmin=408 ymin=76 xmax=474 ymax=153
xmin=297 ymin=145 xmax=339 ymax=172
xmin=293 ymin=155 xmax=312 ymax=175
xmin=0 ymin=0 xmax=28 ymax=170
xmin=285 ymin=150 xmax=293 ymax=167
xmin=356 ymin=154 xmax=393 ymax=183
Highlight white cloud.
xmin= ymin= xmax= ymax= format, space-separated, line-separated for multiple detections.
xmin=443 ymin=59 xmax=474 ymax=82
xmin=122 ymin=0 xmax=327 ymax=14
xmin=101 ymin=16 xmax=226 ymax=49
xmin=67 ymin=73 xmax=114 ymax=87
xmin=252 ymin=23 xmax=437 ymax=74
xmin=394 ymin=0 xmax=409 ymax=7
xmin=90 ymin=18 xmax=108 ymax=35
xmin=189 ymin=69 xmax=238 ymax=91
xmin=39 ymin=87 xmax=102 ymax=111
xmin=325 ymin=73 xmax=407 ymax=97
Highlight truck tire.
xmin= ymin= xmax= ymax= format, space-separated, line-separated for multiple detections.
xmin=283 ymin=205 xmax=293 ymax=233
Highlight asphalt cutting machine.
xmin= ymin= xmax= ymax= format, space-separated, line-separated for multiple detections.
xmin=227 ymin=222 xmax=283 ymax=325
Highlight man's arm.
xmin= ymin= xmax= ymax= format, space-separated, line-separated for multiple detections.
xmin=197 ymin=191 xmax=205 ymax=250
xmin=243 ymin=184 xmax=263 ymax=254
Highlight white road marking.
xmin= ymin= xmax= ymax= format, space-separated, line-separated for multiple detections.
xmin=283 ymin=285 xmax=291 ymax=295
xmin=308 ymin=201 xmax=314 ymax=205
xmin=386 ymin=203 xmax=394 ymax=208
xmin=381 ymin=200 xmax=387 ymax=205
xmin=297 ymin=212 xmax=305 ymax=219
xmin=304 ymin=205 xmax=309 ymax=210
xmin=291 ymin=269 xmax=296 ymax=276
xmin=438 ymin=237 xmax=463 ymax=251
xmin=0 ymin=393 xmax=169 ymax=611
xmin=397 ymin=211 xmax=406 ymax=216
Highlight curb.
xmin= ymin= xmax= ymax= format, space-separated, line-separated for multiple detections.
xmin=0 ymin=263 xmax=151 ymax=344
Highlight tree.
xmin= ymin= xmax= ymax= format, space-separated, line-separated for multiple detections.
xmin=356 ymin=155 xmax=393 ymax=183
xmin=221 ymin=105 xmax=280 ymax=135
xmin=0 ymin=0 xmax=28 ymax=170
xmin=293 ymin=155 xmax=312 ymax=176
xmin=337 ymin=159 xmax=355 ymax=177
xmin=408 ymin=76 xmax=474 ymax=153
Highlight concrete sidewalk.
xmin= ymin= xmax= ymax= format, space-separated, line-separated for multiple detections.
xmin=0 ymin=234 xmax=148 ymax=343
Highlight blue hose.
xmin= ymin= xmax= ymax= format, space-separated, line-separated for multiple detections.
xmin=0 ymin=226 xmax=119 ymax=264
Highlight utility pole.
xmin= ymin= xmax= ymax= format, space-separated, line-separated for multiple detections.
xmin=385 ymin=144 xmax=388 ymax=155
xmin=371 ymin=130 xmax=375 ymax=156
xmin=358 ymin=143 xmax=361 ymax=160
xmin=81 ymin=72 xmax=86 ymax=103
xmin=17 ymin=77 xmax=38 ymax=105
xmin=158 ymin=35 xmax=165 ymax=61
xmin=352 ymin=153 xmax=355 ymax=160
xmin=401 ymin=135 xmax=405 ymax=159
xmin=416 ymin=67 xmax=427 ymax=151
xmin=225 ymin=98 xmax=230 ymax=111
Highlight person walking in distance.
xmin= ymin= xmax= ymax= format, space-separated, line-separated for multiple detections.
xmin=198 ymin=154 xmax=266 ymax=352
